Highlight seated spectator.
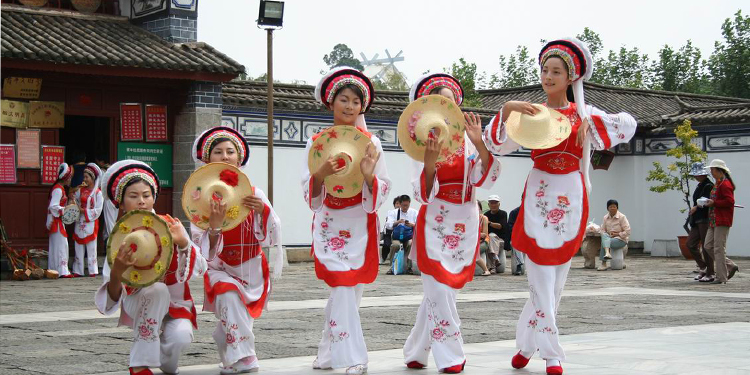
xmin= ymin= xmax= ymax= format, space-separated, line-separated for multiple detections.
xmin=386 ymin=195 xmax=417 ymax=274
xmin=484 ymin=195 xmax=509 ymax=273
xmin=477 ymin=201 xmax=491 ymax=276
xmin=381 ymin=197 xmax=401 ymax=264
xmin=598 ymin=199 xmax=631 ymax=271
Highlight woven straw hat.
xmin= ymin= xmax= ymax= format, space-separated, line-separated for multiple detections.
xmin=506 ymin=104 xmax=572 ymax=150
xmin=182 ymin=162 xmax=252 ymax=231
xmin=308 ymin=126 xmax=374 ymax=198
xmin=397 ymin=94 xmax=465 ymax=162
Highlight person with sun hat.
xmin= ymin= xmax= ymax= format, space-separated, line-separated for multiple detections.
xmin=483 ymin=38 xmax=637 ymax=375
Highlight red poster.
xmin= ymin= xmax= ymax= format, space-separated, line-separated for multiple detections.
xmin=120 ymin=103 xmax=143 ymax=141
xmin=41 ymin=145 xmax=65 ymax=185
xmin=0 ymin=145 xmax=17 ymax=184
xmin=145 ymin=104 xmax=168 ymax=142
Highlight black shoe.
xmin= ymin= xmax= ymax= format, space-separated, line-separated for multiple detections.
xmin=405 ymin=268 xmax=414 ymax=275
xmin=728 ymin=266 xmax=739 ymax=280
xmin=386 ymin=269 xmax=394 ymax=275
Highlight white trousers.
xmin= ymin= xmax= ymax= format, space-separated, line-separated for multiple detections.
xmin=403 ymin=274 xmax=465 ymax=369
xmin=316 ymin=284 xmax=367 ymax=369
xmin=48 ymin=232 xmax=70 ymax=276
xmin=515 ymin=258 xmax=571 ymax=362
xmin=72 ymin=241 xmax=98 ymax=275
xmin=123 ymin=283 xmax=193 ymax=371
xmin=212 ymin=292 xmax=256 ymax=367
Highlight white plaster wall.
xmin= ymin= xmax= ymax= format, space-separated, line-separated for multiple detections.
xmin=244 ymin=145 xmax=748 ymax=256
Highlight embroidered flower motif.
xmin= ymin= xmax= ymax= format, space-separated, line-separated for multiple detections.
xmin=333 ymin=185 xmax=344 ymax=193
xmin=328 ymin=237 xmax=346 ymax=251
xmin=432 ymin=328 xmax=445 ymax=340
xmin=528 ymin=319 xmax=538 ymax=329
xmin=191 ymin=187 xmax=201 ymax=201
xmin=154 ymin=262 xmax=164 ymax=273
xmin=435 ymin=215 xmax=444 ymax=223
xmin=547 ymin=208 xmax=565 ymax=224
xmin=321 ymin=222 xmax=329 ymax=229
xmin=557 ymin=196 xmax=570 ymax=206
xmin=226 ymin=205 xmax=240 ymax=220
xmin=226 ymin=332 xmax=235 ymax=344
xmin=328 ymin=129 xmax=338 ymax=139
xmin=443 ymin=234 xmax=461 ymax=250
xmin=536 ymin=310 xmax=546 ymax=318
xmin=454 ymin=223 xmax=466 ymax=233
xmin=534 ymin=181 xmax=572 ymax=235
xmin=130 ymin=270 xmax=142 ymax=283
xmin=426 ymin=298 xmax=460 ymax=344
xmin=408 ymin=111 xmax=422 ymax=141
xmin=219 ymin=169 xmax=239 ymax=187
xmin=141 ymin=216 xmax=153 ymax=228
xmin=536 ymin=190 xmax=544 ymax=197
xmin=338 ymin=230 xmax=351 ymax=239
xmin=161 ymin=236 xmax=170 ymax=247
xmin=119 ymin=223 xmax=130 ymax=234
xmin=191 ymin=214 xmax=201 ymax=223
xmin=314 ymin=143 xmax=324 ymax=151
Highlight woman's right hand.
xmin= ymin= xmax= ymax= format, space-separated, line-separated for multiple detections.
xmin=208 ymin=199 xmax=227 ymax=230
xmin=314 ymin=156 xmax=346 ymax=182
xmin=423 ymin=137 xmax=443 ymax=169
xmin=111 ymin=242 xmax=137 ymax=282
xmin=503 ymin=101 xmax=539 ymax=116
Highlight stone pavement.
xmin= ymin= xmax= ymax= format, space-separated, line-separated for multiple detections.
xmin=1 ymin=256 xmax=749 ymax=374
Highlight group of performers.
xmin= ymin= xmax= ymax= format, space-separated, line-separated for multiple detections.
xmin=44 ymin=37 xmax=636 ymax=375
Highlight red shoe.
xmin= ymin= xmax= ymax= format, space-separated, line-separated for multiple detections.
xmin=511 ymin=351 xmax=531 ymax=369
xmin=546 ymin=365 xmax=563 ymax=375
xmin=60 ymin=274 xmax=74 ymax=279
xmin=407 ymin=361 xmax=425 ymax=369
xmin=440 ymin=360 xmax=465 ymax=373
xmin=89 ymin=274 xmax=98 ymax=277
xmin=71 ymin=273 xmax=82 ymax=278
xmin=129 ymin=368 xmax=153 ymax=375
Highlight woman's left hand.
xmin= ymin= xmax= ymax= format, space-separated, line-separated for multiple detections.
xmin=164 ymin=214 xmax=189 ymax=250
xmin=360 ymin=143 xmax=380 ymax=188
xmin=242 ymin=194 xmax=265 ymax=213
xmin=464 ymin=112 xmax=483 ymax=147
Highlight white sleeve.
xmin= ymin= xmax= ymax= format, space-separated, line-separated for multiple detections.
xmin=586 ymin=105 xmax=638 ymax=150
xmin=483 ymin=110 xmax=522 ymax=156
xmin=361 ymin=136 xmax=391 ymax=214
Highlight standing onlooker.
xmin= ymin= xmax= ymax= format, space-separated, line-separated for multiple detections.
xmin=507 ymin=202 xmax=524 ymax=275
xmin=598 ymin=199 xmax=631 ymax=271
xmin=687 ymin=162 xmax=714 ymax=280
xmin=484 ymin=195 xmax=508 ymax=273
xmin=477 ymin=201 xmax=492 ymax=276
xmin=704 ymin=159 xmax=739 ymax=284
xmin=381 ymin=197 xmax=401 ymax=264
xmin=386 ymin=195 xmax=417 ymax=274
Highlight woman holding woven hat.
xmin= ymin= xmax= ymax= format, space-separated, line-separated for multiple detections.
xmin=483 ymin=38 xmax=636 ymax=375
xmin=302 ymin=67 xmax=391 ymax=375
xmin=47 ymin=162 xmax=73 ymax=278
xmin=704 ymin=159 xmax=739 ymax=284
xmin=188 ymin=126 xmax=282 ymax=374
xmin=401 ymin=73 xmax=500 ymax=373
xmin=71 ymin=163 xmax=103 ymax=277
xmin=95 ymin=160 xmax=207 ymax=375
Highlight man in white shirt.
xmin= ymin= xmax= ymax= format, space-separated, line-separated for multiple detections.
xmin=386 ymin=195 xmax=418 ymax=274
xmin=381 ymin=197 xmax=401 ymax=264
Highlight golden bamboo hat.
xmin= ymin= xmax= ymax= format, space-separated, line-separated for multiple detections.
xmin=107 ymin=210 xmax=173 ymax=288
xmin=397 ymin=94 xmax=465 ymax=163
xmin=506 ymin=104 xmax=572 ymax=150
xmin=308 ymin=126 xmax=373 ymax=199
xmin=182 ymin=162 xmax=252 ymax=231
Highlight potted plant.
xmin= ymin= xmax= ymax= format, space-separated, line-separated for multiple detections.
xmin=646 ymin=119 xmax=706 ymax=258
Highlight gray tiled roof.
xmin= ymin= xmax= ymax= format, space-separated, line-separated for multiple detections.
xmin=1 ymin=4 xmax=244 ymax=76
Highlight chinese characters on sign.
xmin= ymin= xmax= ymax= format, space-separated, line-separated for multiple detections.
xmin=145 ymin=105 xmax=168 ymax=142
xmin=2 ymin=77 xmax=42 ymax=99
xmin=41 ymin=145 xmax=65 ymax=184
xmin=1 ymin=100 xmax=29 ymax=128
xmin=0 ymin=145 xmax=17 ymax=184
xmin=117 ymin=142 xmax=173 ymax=187
xmin=16 ymin=129 xmax=41 ymax=169
xmin=120 ymin=103 xmax=143 ymax=141
xmin=29 ymin=101 xmax=65 ymax=128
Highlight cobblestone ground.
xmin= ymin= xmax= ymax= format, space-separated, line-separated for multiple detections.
xmin=1 ymin=255 xmax=748 ymax=374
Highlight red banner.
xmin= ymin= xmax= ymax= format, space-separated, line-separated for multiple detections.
xmin=0 ymin=145 xmax=16 ymax=184
xmin=41 ymin=145 xmax=65 ymax=185
xmin=145 ymin=104 xmax=168 ymax=142
xmin=120 ymin=103 xmax=143 ymax=141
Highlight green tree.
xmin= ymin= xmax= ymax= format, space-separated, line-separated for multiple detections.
xmin=493 ymin=45 xmax=538 ymax=88
xmin=651 ymin=41 xmax=711 ymax=94
xmin=645 ymin=120 xmax=707 ymax=233
xmin=323 ymin=43 xmax=364 ymax=71
xmin=446 ymin=58 xmax=484 ymax=107
xmin=595 ymin=46 xmax=652 ymax=88
xmin=707 ymin=10 xmax=750 ymax=98
xmin=372 ymin=69 xmax=409 ymax=91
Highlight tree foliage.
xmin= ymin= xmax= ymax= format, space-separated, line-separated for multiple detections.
xmin=372 ymin=69 xmax=409 ymax=91
xmin=707 ymin=10 xmax=750 ymax=98
xmin=445 ymin=58 xmax=484 ymax=108
xmin=323 ymin=43 xmax=364 ymax=71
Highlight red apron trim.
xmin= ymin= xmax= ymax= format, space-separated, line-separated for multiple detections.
xmin=590 ymin=115 xmax=611 ymax=150
xmin=414 ymin=205 xmax=479 ymax=289
xmin=168 ymin=305 xmax=198 ymax=329
xmin=511 ymin=173 xmax=589 ymax=265
xmin=203 ymin=251 xmax=270 ymax=319
xmin=313 ymin=212 xmax=379 ymax=287
xmin=73 ymin=220 xmax=99 ymax=244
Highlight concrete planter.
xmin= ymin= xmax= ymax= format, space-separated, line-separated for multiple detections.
xmin=651 ymin=239 xmax=682 ymax=257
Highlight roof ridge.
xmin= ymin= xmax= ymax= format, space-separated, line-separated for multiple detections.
xmin=1 ymin=3 xmax=128 ymax=22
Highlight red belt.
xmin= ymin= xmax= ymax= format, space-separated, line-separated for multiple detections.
xmin=220 ymin=244 xmax=262 ymax=266
xmin=435 ymin=183 xmax=472 ymax=204
xmin=324 ymin=192 xmax=362 ymax=209
xmin=533 ymin=153 xmax=580 ymax=174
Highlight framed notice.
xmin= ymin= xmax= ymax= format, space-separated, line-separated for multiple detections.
xmin=117 ymin=142 xmax=173 ymax=187
xmin=41 ymin=145 xmax=65 ymax=185
xmin=0 ymin=144 xmax=17 ymax=184
xmin=29 ymin=101 xmax=65 ymax=128
xmin=2 ymin=77 xmax=42 ymax=99
xmin=120 ymin=103 xmax=143 ymax=141
xmin=1 ymin=100 xmax=29 ymax=128
xmin=16 ymin=128 xmax=41 ymax=169
xmin=145 ymin=104 xmax=168 ymax=142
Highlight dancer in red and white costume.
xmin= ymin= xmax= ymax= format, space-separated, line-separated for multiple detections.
xmin=72 ymin=163 xmax=103 ymax=277
xmin=190 ymin=126 xmax=283 ymax=375
xmin=303 ymin=67 xmax=391 ymax=375
xmin=483 ymin=38 xmax=636 ymax=375
xmin=402 ymin=73 xmax=500 ymax=373
xmin=95 ymin=160 xmax=207 ymax=375
xmin=47 ymin=162 xmax=73 ymax=278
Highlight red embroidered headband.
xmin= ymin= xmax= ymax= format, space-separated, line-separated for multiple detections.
xmin=323 ymin=74 xmax=372 ymax=113
xmin=540 ymin=42 xmax=584 ymax=81
xmin=107 ymin=164 xmax=159 ymax=206
xmin=84 ymin=165 xmax=99 ymax=180
xmin=195 ymin=127 xmax=249 ymax=166
xmin=414 ymin=75 xmax=464 ymax=105
xmin=57 ymin=163 xmax=71 ymax=180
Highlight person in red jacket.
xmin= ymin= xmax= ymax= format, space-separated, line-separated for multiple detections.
xmin=704 ymin=159 xmax=739 ymax=284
